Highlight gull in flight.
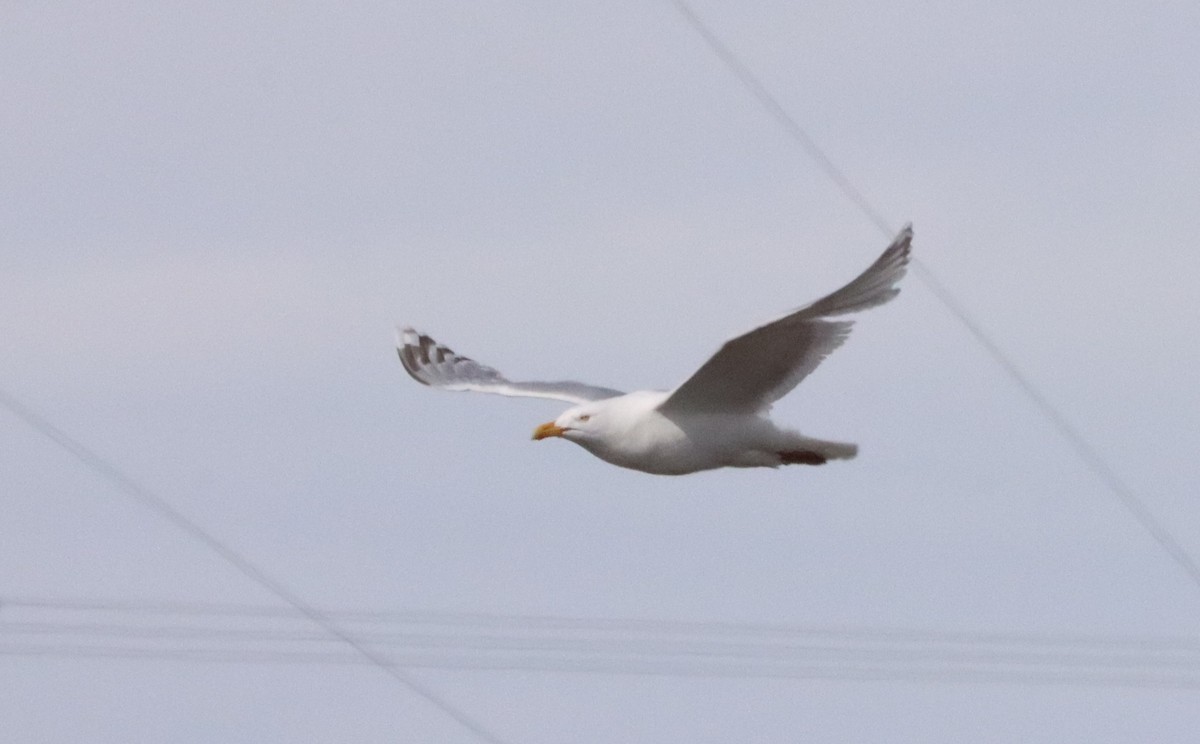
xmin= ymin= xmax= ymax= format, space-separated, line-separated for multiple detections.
xmin=399 ymin=225 xmax=911 ymax=475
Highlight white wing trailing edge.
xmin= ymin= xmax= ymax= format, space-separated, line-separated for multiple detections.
xmin=658 ymin=224 xmax=912 ymax=415
xmin=396 ymin=328 xmax=624 ymax=405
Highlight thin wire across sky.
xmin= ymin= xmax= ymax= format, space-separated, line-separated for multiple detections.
xmin=4 ymin=596 xmax=1200 ymax=690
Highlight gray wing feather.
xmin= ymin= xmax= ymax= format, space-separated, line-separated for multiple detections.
xmin=659 ymin=224 xmax=912 ymax=415
xmin=397 ymin=328 xmax=624 ymax=405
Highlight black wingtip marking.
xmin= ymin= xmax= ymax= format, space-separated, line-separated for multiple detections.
xmin=397 ymin=339 xmax=431 ymax=386
xmin=396 ymin=333 xmax=434 ymax=388
xmin=417 ymin=334 xmax=435 ymax=364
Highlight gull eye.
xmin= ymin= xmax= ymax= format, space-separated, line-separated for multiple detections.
xmin=578 ymin=414 xmax=591 ymax=422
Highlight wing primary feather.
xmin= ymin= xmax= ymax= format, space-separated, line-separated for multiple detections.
xmin=396 ymin=327 xmax=624 ymax=405
xmin=398 ymin=335 xmax=429 ymax=386
xmin=802 ymin=223 xmax=911 ymax=317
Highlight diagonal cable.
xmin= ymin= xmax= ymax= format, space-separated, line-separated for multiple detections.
xmin=668 ymin=0 xmax=1200 ymax=595
xmin=0 ymin=389 xmax=515 ymax=744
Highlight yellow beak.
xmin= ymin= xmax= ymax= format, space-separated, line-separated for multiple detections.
xmin=532 ymin=421 xmax=568 ymax=441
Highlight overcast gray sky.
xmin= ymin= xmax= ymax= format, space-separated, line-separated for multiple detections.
xmin=3 ymin=1 xmax=1200 ymax=742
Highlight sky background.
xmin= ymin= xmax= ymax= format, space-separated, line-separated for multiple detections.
xmin=3 ymin=1 xmax=1200 ymax=741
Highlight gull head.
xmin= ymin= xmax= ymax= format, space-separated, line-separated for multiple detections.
xmin=531 ymin=405 xmax=603 ymax=443
xmin=530 ymin=392 xmax=665 ymax=456
xmin=528 ymin=391 xmax=687 ymax=473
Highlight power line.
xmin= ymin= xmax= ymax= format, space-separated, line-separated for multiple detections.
xmin=5 ymin=621 xmax=1199 ymax=677
xmin=0 ymin=389 xmax=515 ymax=744
xmin=668 ymin=0 xmax=892 ymax=237
xmin=667 ymin=0 xmax=1200 ymax=597
xmin=6 ymin=596 xmax=1200 ymax=690
xmin=8 ymin=616 xmax=1200 ymax=661
xmin=5 ymin=642 xmax=1200 ymax=691
xmin=6 ymin=595 xmax=1200 ymax=653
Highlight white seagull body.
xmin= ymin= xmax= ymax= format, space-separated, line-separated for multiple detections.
xmin=399 ymin=225 xmax=912 ymax=475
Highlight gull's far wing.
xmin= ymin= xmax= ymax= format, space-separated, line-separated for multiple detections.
xmin=658 ymin=224 xmax=912 ymax=415
xmin=397 ymin=328 xmax=624 ymax=405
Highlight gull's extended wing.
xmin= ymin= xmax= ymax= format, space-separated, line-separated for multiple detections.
xmin=397 ymin=328 xmax=624 ymax=405
xmin=658 ymin=225 xmax=912 ymax=415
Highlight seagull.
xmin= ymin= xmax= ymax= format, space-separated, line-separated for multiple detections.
xmin=398 ymin=225 xmax=911 ymax=475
